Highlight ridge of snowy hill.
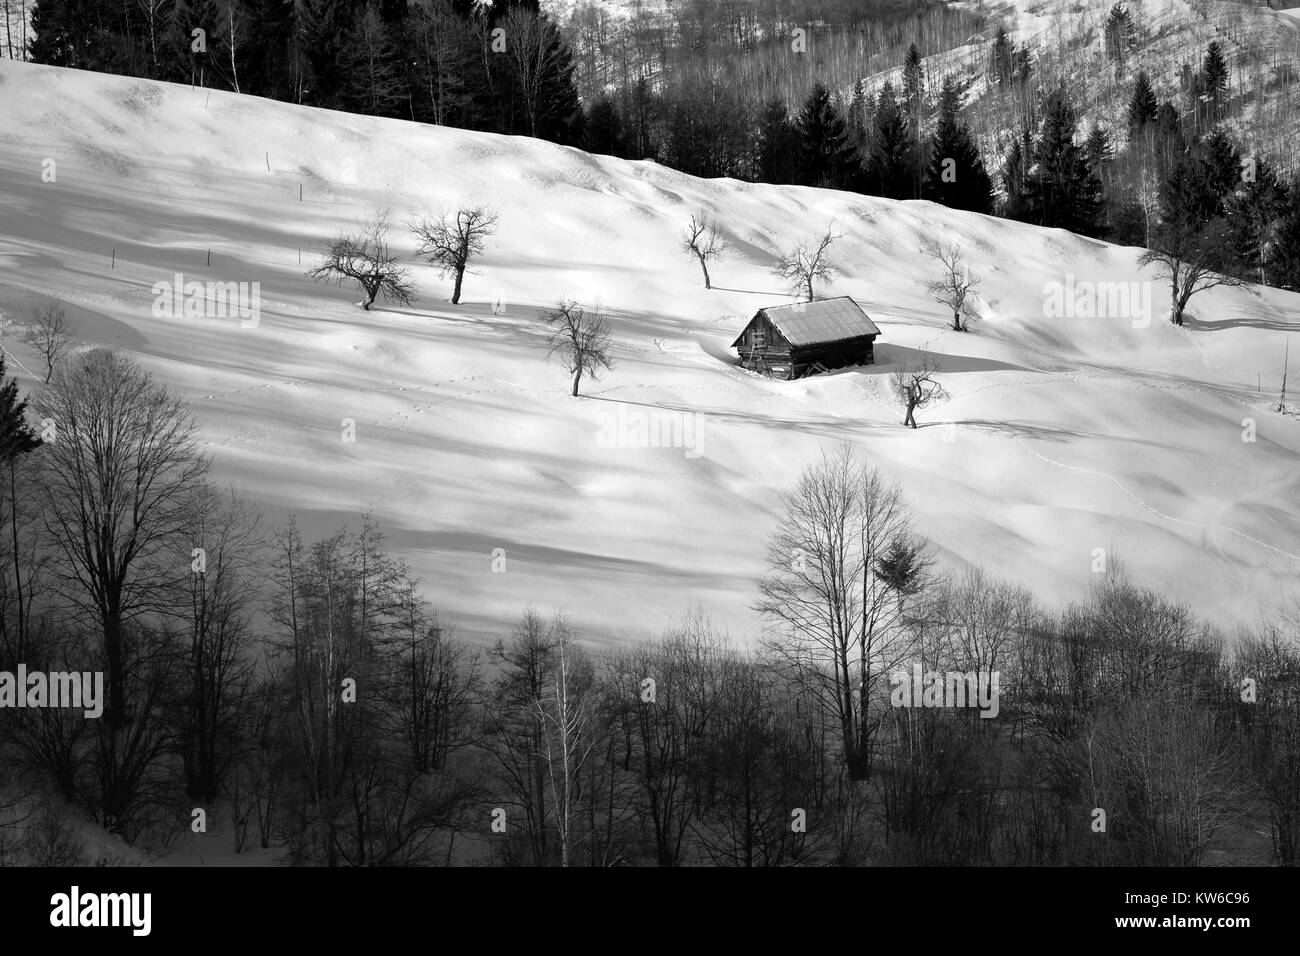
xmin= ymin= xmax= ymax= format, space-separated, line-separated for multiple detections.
xmin=0 ymin=59 xmax=1297 ymax=645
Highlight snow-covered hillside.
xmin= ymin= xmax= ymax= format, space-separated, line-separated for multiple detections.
xmin=0 ymin=59 xmax=1297 ymax=646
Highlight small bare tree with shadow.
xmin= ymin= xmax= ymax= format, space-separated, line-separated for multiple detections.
xmin=542 ymin=299 xmax=614 ymax=397
xmin=1138 ymin=220 xmax=1246 ymax=326
xmin=891 ymin=353 xmax=948 ymax=428
xmin=681 ymin=213 xmax=725 ymax=289
xmin=409 ymin=206 xmax=499 ymax=304
xmin=308 ymin=210 xmax=417 ymax=311
xmin=773 ymin=225 xmax=842 ymax=301
xmin=25 ymin=304 xmax=74 ymax=383
xmin=922 ymin=238 xmax=981 ymax=332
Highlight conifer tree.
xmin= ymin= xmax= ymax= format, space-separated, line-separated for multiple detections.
xmin=757 ymin=98 xmax=802 ymax=185
xmin=863 ymin=82 xmax=915 ymax=200
xmin=989 ymin=26 xmax=1030 ymax=87
xmin=902 ymin=43 xmax=924 ymax=117
xmin=1000 ymin=129 xmax=1033 ymax=221
xmin=924 ymin=77 xmax=992 ymax=214
xmin=1127 ymin=71 xmax=1158 ymax=132
xmin=796 ymin=82 xmax=859 ymax=190
xmin=1275 ymin=199 xmax=1300 ymax=291
xmin=1200 ymin=40 xmax=1229 ymax=120
xmin=1023 ymin=88 xmax=1102 ymax=234
xmin=1104 ymin=4 xmax=1134 ymax=72
xmin=1226 ymin=158 xmax=1290 ymax=285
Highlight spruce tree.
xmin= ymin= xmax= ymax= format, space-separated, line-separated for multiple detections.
xmin=584 ymin=93 xmax=627 ymax=158
xmin=0 ymin=355 xmax=40 ymax=463
xmin=1201 ymin=128 xmax=1241 ymax=198
xmin=1023 ymin=88 xmax=1102 ymax=234
xmin=1161 ymin=150 xmax=1225 ymax=230
xmin=902 ymin=43 xmax=924 ymax=117
xmin=1086 ymin=124 xmax=1114 ymax=171
xmin=757 ymin=98 xmax=802 ymax=185
xmin=989 ymin=26 xmax=1030 ymax=87
xmin=863 ymin=82 xmax=915 ymax=200
xmin=1104 ymin=4 xmax=1134 ymax=71
xmin=1127 ymin=71 xmax=1158 ymax=132
xmin=796 ymin=81 xmax=859 ymax=189
xmin=923 ymin=77 xmax=992 ymax=214
xmin=1000 ymin=128 xmax=1033 ymax=221
xmin=846 ymin=79 xmax=872 ymax=156
xmin=1226 ymin=158 xmax=1290 ymax=285
xmin=1200 ymin=40 xmax=1229 ymax=120
xmin=1275 ymin=199 xmax=1300 ymax=292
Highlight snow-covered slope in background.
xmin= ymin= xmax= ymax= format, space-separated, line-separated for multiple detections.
xmin=0 ymin=59 xmax=1297 ymax=646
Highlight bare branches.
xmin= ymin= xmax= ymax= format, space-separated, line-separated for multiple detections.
xmin=307 ymin=210 xmax=417 ymax=311
xmin=756 ymin=445 xmax=930 ymax=781
xmin=24 ymin=304 xmax=73 ymax=383
xmin=773 ymin=224 xmax=842 ymax=301
xmin=541 ymin=299 xmax=614 ymax=397
xmin=921 ymin=238 xmax=981 ymax=332
xmin=681 ymin=212 xmax=725 ymax=289
xmin=1138 ymin=219 xmax=1247 ymax=326
xmin=410 ymin=206 xmax=499 ymax=304
xmin=890 ymin=352 xmax=949 ymax=428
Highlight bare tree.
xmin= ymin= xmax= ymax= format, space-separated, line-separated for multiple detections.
xmin=25 ymin=304 xmax=73 ymax=383
xmin=681 ymin=212 xmax=725 ymax=289
xmin=134 ymin=0 xmax=169 ymax=75
xmin=308 ymin=211 xmax=417 ymax=311
xmin=176 ymin=483 xmax=262 ymax=803
xmin=1138 ymin=220 xmax=1246 ymax=326
xmin=499 ymin=8 xmax=571 ymax=138
xmin=772 ymin=225 xmax=842 ymax=301
xmin=35 ymin=350 xmax=210 ymax=731
xmin=890 ymin=353 xmax=949 ymax=428
xmin=409 ymin=207 xmax=499 ymax=304
xmin=408 ymin=0 xmax=471 ymax=125
xmin=542 ymin=299 xmax=614 ymax=397
xmin=757 ymin=446 xmax=931 ymax=781
xmin=220 ymin=0 xmax=245 ymax=94
xmin=536 ymin=616 xmax=595 ymax=868
xmin=921 ymin=238 xmax=981 ymax=331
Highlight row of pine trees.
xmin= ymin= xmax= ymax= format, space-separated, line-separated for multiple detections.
xmin=586 ymin=33 xmax=1300 ymax=292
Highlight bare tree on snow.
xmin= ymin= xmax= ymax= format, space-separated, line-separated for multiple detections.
xmin=891 ymin=353 xmax=948 ymax=428
xmin=308 ymin=210 xmax=417 ymax=311
xmin=773 ymin=225 xmax=841 ymax=301
xmin=921 ymin=238 xmax=981 ymax=332
xmin=681 ymin=213 xmax=725 ymax=289
xmin=25 ymin=304 xmax=74 ymax=383
xmin=542 ymin=299 xmax=614 ymax=397
xmin=410 ymin=206 xmax=499 ymax=304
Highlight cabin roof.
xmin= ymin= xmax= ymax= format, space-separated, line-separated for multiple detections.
xmin=731 ymin=296 xmax=881 ymax=348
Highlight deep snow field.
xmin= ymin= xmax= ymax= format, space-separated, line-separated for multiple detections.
xmin=0 ymin=58 xmax=1298 ymax=650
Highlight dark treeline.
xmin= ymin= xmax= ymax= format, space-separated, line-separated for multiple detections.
xmin=589 ymin=29 xmax=1300 ymax=295
xmin=28 ymin=0 xmax=584 ymax=142
xmin=0 ymin=358 xmax=1296 ymax=866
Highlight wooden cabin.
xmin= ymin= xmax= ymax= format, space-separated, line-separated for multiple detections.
xmin=731 ymin=296 xmax=881 ymax=379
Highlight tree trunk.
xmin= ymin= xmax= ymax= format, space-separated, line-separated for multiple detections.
xmin=904 ymin=397 xmax=918 ymax=428
xmin=9 ymin=458 xmax=25 ymax=657
xmin=698 ymin=256 xmax=710 ymax=289
xmin=452 ymin=267 xmax=464 ymax=304
xmin=105 ymin=608 xmax=127 ymax=728
xmin=571 ymin=369 xmax=581 ymax=397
